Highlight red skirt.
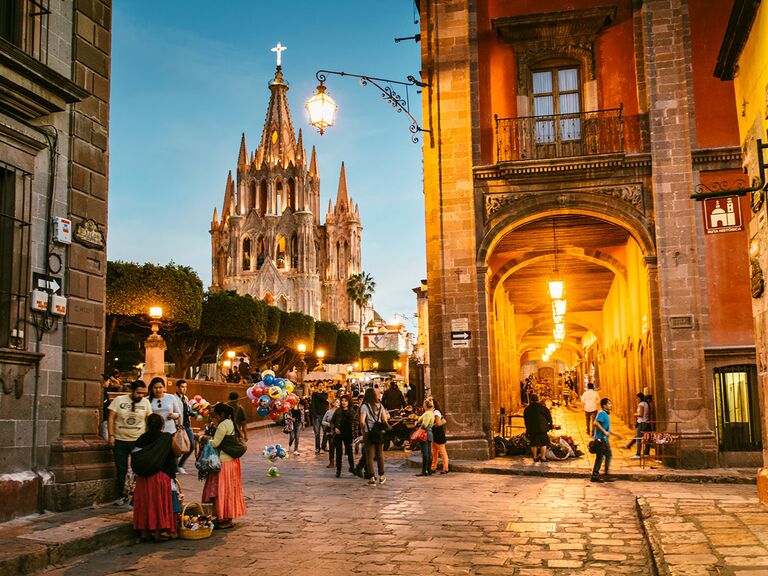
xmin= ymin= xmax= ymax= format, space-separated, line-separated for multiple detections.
xmin=133 ymin=471 xmax=175 ymax=533
xmin=202 ymin=459 xmax=246 ymax=520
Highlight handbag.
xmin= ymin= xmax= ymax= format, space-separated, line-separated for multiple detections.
xmin=410 ymin=428 xmax=428 ymax=443
xmin=588 ymin=438 xmax=605 ymax=454
xmin=173 ymin=424 xmax=190 ymax=454
xmin=196 ymin=441 xmax=222 ymax=474
xmin=219 ymin=433 xmax=247 ymax=459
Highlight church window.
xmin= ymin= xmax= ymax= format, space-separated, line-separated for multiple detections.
xmin=257 ymin=236 xmax=266 ymax=268
xmin=290 ymin=233 xmax=298 ymax=269
xmin=276 ymin=181 xmax=284 ymax=214
xmin=242 ymin=236 xmax=252 ymax=271
xmin=248 ymin=181 xmax=256 ymax=213
xmin=259 ymin=181 xmax=268 ymax=216
xmin=288 ymin=178 xmax=296 ymax=211
xmin=276 ymin=235 xmax=286 ymax=269
xmin=532 ymin=66 xmax=581 ymax=144
xmin=276 ymin=295 xmax=287 ymax=310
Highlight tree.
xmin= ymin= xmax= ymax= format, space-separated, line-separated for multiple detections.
xmin=314 ymin=321 xmax=339 ymax=359
xmin=106 ymin=261 xmax=204 ymax=367
xmin=333 ymin=329 xmax=360 ymax=363
xmin=346 ymin=272 xmax=376 ymax=345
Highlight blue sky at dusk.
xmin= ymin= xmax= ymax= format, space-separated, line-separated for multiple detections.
xmin=109 ymin=1 xmax=425 ymax=329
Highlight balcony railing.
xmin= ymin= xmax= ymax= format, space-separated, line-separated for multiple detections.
xmin=495 ymin=107 xmax=624 ymax=163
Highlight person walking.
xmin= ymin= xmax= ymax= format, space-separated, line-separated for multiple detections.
xmin=332 ymin=395 xmax=355 ymax=477
xmin=148 ymin=378 xmax=184 ymax=434
xmin=360 ymin=387 xmax=389 ymax=485
xmin=174 ymin=380 xmax=195 ymax=474
xmin=581 ymin=382 xmax=600 ymax=436
xmin=591 ymin=398 xmax=615 ymax=482
xmin=416 ymin=398 xmax=435 ymax=476
xmin=288 ymin=399 xmax=305 ymax=456
xmin=323 ymin=398 xmax=340 ymax=468
xmin=382 ymin=381 xmax=405 ymax=412
xmin=523 ymin=393 xmax=553 ymax=463
xmin=430 ymin=398 xmax=449 ymax=474
xmin=107 ymin=380 xmax=151 ymax=501
xmin=310 ymin=385 xmax=329 ymax=454
xmin=626 ymin=392 xmax=651 ymax=459
xmin=201 ymin=403 xmax=247 ymax=528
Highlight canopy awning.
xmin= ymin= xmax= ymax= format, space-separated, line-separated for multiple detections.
xmin=304 ymin=371 xmax=342 ymax=382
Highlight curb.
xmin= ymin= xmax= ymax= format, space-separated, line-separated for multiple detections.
xmin=636 ymin=497 xmax=665 ymax=576
xmin=0 ymin=511 xmax=133 ymax=576
xmin=406 ymin=455 xmax=757 ymax=484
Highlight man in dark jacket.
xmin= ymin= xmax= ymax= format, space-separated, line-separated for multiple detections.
xmin=382 ymin=381 xmax=405 ymax=412
xmin=309 ymin=386 xmax=329 ymax=454
xmin=523 ymin=394 xmax=553 ymax=463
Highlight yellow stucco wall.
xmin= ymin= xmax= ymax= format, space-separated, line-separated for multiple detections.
xmin=734 ymin=3 xmax=768 ymax=142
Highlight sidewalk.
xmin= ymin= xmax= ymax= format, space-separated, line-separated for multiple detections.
xmin=424 ymin=403 xmax=756 ymax=484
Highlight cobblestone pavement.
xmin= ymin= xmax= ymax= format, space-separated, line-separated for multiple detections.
xmin=38 ymin=426 xmax=767 ymax=576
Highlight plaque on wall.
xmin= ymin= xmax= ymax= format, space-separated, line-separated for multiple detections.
xmin=74 ymin=218 xmax=105 ymax=249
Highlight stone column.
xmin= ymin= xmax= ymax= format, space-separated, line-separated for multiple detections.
xmin=420 ymin=0 xmax=491 ymax=459
xmin=641 ymin=0 xmax=716 ymax=466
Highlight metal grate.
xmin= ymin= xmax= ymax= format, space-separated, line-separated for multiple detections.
xmin=495 ymin=107 xmax=624 ymax=163
xmin=0 ymin=162 xmax=33 ymax=349
xmin=0 ymin=0 xmax=51 ymax=64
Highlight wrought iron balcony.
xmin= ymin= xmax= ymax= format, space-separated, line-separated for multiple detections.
xmin=495 ymin=107 xmax=624 ymax=163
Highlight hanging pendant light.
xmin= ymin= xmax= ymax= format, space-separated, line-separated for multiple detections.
xmin=548 ymin=216 xmax=565 ymax=299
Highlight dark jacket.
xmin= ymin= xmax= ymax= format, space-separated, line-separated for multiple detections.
xmin=523 ymin=402 xmax=553 ymax=436
xmin=382 ymin=386 xmax=405 ymax=411
xmin=310 ymin=391 xmax=329 ymax=418
xmin=331 ymin=407 xmax=354 ymax=441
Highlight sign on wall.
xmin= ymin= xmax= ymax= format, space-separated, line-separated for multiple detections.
xmin=702 ymin=196 xmax=743 ymax=234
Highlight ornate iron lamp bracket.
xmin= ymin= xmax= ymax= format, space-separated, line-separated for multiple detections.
xmin=314 ymin=70 xmax=430 ymax=143
xmin=691 ymin=139 xmax=768 ymax=211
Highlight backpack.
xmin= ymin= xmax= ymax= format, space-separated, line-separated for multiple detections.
xmin=283 ymin=416 xmax=295 ymax=434
xmin=367 ymin=405 xmax=388 ymax=445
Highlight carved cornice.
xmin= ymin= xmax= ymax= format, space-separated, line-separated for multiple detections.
xmin=492 ymin=6 xmax=617 ymax=43
xmin=484 ymin=183 xmax=644 ymax=219
xmin=474 ymin=153 xmax=651 ymax=180
xmin=691 ymin=146 xmax=742 ymax=168
xmin=714 ymin=0 xmax=761 ymax=80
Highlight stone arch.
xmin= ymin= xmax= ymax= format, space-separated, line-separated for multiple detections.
xmin=248 ymin=180 xmax=257 ymax=213
xmin=276 ymin=235 xmax=286 ymax=269
xmin=242 ymin=235 xmax=252 ymax=271
xmin=259 ymin=181 xmax=268 ymax=216
xmin=290 ymin=233 xmax=299 ymax=269
xmin=288 ymin=178 xmax=296 ymax=211
xmin=276 ymin=180 xmax=284 ymax=214
xmin=257 ymin=235 xmax=266 ymax=268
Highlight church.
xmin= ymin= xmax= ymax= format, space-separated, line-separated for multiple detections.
xmin=209 ymin=62 xmax=363 ymax=329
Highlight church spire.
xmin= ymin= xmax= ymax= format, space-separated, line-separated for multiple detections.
xmin=335 ymin=162 xmax=351 ymax=213
xmin=222 ymin=171 xmax=236 ymax=218
xmin=296 ymin=128 xmax=306 ymax=166
xmin=255 ymin=66 xmax=298 ymax=168
xmin=238 ymin=133 xmax=248 ymax=166
xmin=309 ymin=145 xmax=318 ymax=176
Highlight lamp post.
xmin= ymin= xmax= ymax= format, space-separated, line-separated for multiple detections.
xmin=307 ymin=70 xmax=430 ymax=143
xmin=143 ymin=306 xmax=166 ymax=383
xmin=316 ymin=349 xmax=325 ymax=372
xmin=297 ymin=343 xmax=307 ymax=396
xmin=373 ymin=361 xmax=379 ymax=372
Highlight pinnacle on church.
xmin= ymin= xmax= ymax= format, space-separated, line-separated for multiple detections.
xmin=296 ymin=128 xmax=305 ymax=165
xmin=222 ymin=170 xmax=236 ymax=217
xmin=336 ymin=162 xmax=351 ymax=212
xmin=238 ymin=133 xmax=248 ymax=166
xmin=309 ymin=145 xmax=318 ymax=176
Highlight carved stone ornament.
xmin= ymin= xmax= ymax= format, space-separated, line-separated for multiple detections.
xmin=74 ymin=218 xmax=105 ymax=249
xmin=751 ymin=257 xmax=765 ymax=299
xmin=485 ymin=183 xmax=643 ymax=219
xmin=0 ymin=349 xmax=43 ymax=399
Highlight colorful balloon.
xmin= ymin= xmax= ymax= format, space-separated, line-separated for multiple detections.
xmin=284 ymin=382 xmax=295 ymax=394
xmin=267 ymin=385 xmax=281 ymax=399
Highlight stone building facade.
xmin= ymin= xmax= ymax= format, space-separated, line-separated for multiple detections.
xmin=0 ymin=0 xmax=114 ymax=521
xmin=715 ymin=0 xmax=768 ymax=498
xmin=210 ymin=66 xmax=363 ymax=329
xmin=419 ymin=0 xmax=761 ymax=466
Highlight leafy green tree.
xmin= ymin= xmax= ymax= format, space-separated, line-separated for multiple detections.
xmin=314 ymin=321 xmax=339 ymax=359
xmin=346 ymin=272 xmax=375 ymax=342
xmin=106 ymin=261 xmax=203 ymax=362
xmin=360 ymin=350 xmax=401 ymax=371
xmin=332 ymin=329 xmax=360 ymax=363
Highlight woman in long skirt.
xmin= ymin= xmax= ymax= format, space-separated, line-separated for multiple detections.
xmin=202 ymin=403 xmax=246 ymax=528
xmin=132 ymin=413 xmax=182 ymax=542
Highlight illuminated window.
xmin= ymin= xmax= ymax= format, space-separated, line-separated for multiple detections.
xmin=532 ymin=67 xmax=581 ymax=144
xmin=713 ymin=365 xmax=762 ymax=452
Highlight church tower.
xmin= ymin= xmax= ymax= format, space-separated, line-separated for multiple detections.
xmin=209 ymin=60 xmax=362 ymax=329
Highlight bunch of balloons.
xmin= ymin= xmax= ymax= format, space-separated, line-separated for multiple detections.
xmin=245 ymin=370 xmax=299 ymax=421
xmin=262 ymin=444 xmax=287 ymax=464
xmin=188 ymin=395 xmax=211 ymax=419
xmin=267 ymin=466 xmax=281 ymax=477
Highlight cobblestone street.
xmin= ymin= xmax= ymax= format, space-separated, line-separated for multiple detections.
xmin=36 ymin=425 xmax=767 ymax=576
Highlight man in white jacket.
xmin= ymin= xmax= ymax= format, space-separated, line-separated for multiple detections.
xmin=581 ymin=382 xmax=600 ymax=436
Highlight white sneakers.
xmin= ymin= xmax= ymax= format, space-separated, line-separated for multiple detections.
xmin=177 ymin=467 xmax=187 ymax=474
xmin=368 ymin=478 xmax=377 ymax=485
xmin=293 ymin=451 xmax=300 ymax=456
xmin=379 ymin=475 xmax=386 ymax=484
xmin=630 ymin=455 xmax=641 ymax=460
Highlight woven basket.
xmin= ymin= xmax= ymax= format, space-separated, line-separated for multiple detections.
xmin=179 ymin=502 xmax=214 ymax=540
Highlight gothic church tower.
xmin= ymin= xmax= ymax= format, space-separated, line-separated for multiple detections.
xmin=210 ymin=64 xmax=362 ymax=329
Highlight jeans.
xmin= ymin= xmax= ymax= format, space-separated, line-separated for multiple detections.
xmin=113 ymin=439 xmax=135 ymax=495
xmin=585 ymin=411 xmax=597 ymax=435
xmin=334 ymin=436 xmax=354 ymax=473
xmin=421 ymin=429 xmax=433 ymax=473
xmin=289 ymin=426 xmax=301 ymax=452
xmin=328 ymin=433 xmax=335 ymax=463
xmin=591 ymin=439 xmax=612 ymax=478
xmin=312 ymin=416 xmax=323 ymax=451
xmin=631 ymin=421 xmax=652 ymax=456
xmin=177 ymin=425 xmax=196 ymax=468
xmin=364 ymin=433 xmax=385 ymax=479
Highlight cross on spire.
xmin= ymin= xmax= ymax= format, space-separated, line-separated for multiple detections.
xmin=271 ymin=42 xmax=287 ymax=67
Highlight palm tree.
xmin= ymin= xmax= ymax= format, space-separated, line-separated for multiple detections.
xmin=346 ymin=272 xmax=376 ymax=348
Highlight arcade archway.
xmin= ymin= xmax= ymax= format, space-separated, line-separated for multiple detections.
xmin=485 ymin=213 xmax=656 ymax=429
